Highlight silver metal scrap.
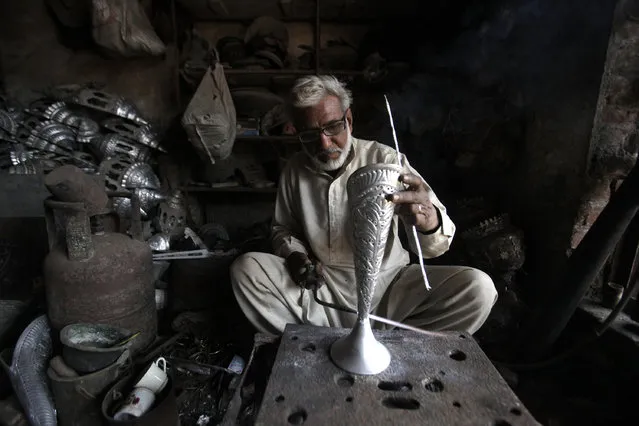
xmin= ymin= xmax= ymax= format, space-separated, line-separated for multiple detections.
xmin=92 ymin=133 xmax=151 ymax=162
xmin=75 ymin=118 xmax=100 ymax=144
xmin=29 ymin=120 xmax=77 ymax=152
xmin=102 ymin=118 xmax=165 ymax=151
xmin=72 ymin=89 xmax=147 ymax=125
xmin=99 ymin=155 xmax=160 ymax=189
xmin=0 ymin=109 xmax=18 ymax=137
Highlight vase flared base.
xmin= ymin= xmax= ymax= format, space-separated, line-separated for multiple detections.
xmin=330 ymin=321 xmax=391 ymax=375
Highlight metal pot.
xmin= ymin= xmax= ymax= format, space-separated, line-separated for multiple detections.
xmin=60 ymin=323 xmax=133 ymax=374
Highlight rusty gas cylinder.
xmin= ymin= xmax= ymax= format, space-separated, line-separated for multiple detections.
xmin=43 ymin=197 xmax=157 ymax=354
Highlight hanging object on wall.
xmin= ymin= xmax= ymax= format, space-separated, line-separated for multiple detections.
xmin=182 ymin=65 xmax=237 ymax=165
xmin=91 ymin=0 xmax=166 ymax=57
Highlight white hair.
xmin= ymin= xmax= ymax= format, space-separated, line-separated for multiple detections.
xmin=290 ymin=75 xmax=353 ymax=112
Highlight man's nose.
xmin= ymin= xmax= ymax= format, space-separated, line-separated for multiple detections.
xmin=319 ymin=133 xmax=332 ymax=150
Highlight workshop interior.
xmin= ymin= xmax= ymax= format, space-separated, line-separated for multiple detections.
xmin=0 ymin=0 xmax=638 ymax=424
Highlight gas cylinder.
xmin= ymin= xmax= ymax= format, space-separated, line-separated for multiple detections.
xmin=42 ymin=167 xmax=156 ymax=354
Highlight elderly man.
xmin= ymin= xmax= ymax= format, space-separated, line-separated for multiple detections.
xmin=230 ymin=75 xmax=497 ymax=336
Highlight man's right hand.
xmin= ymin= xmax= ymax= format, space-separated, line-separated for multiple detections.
xmin=286 ymin=252 xmax=313 ymax=284
xmin=285 ymin=252 xmax=325 ymax=290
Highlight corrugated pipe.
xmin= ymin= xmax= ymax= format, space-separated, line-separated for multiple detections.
xmin=0 ymin=315 xmax=57 ymax=425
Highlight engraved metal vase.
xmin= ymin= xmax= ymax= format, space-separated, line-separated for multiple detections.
xmin=330 ymin=163 xmax=402 ymax=375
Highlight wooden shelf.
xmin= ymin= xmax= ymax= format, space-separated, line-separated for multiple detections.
xmin=182 ymin=185 xmax=277 ymax=194
xmin=224 ymin=69 xmax=364 ymax=76
xmin=236 ymin=135 xmax=299 ymax=143
xmin=196 ymin=16 xmax=381 ymax=24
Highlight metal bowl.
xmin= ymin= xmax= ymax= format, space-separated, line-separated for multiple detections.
xmin=60 ymin=323 xmax=133 ymax=374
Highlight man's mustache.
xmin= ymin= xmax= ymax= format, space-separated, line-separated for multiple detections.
xmin=318 ymin=147 xmax=342 ymax=156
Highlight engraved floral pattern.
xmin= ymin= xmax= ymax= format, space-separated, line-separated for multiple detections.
xmin=347 ymin=164 xmax=402 ymax=324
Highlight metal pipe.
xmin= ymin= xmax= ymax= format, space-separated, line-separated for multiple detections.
xmin=596 ymin=238 xmax=639 ymax=334
xmin=0 ymin=315 xmax=56 ymax=426
xmin=520 ymin=160 xmax=639 ymax=358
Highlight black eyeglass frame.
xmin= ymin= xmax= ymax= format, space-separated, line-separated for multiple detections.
xmin=297 ymin=111 xmax=348 ymax=144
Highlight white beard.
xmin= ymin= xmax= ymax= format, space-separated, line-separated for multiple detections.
xmin=311 ymin=134 xmax=353 ymax=172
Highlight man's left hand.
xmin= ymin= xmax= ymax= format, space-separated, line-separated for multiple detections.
xmin=386 ymin=173 xmax=440 ymax=233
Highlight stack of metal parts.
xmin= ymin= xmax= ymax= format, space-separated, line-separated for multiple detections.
xmin=0 ymin=89 xmax=168 ymax=219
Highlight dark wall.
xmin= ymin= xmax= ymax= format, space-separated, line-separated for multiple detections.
xmin=0 ymin=0 xmax=178 ymax=128
xmin=356 ymin=0 xmax=617 ymax=301
xmin=0 ymin=0 xmax=619 ymax=303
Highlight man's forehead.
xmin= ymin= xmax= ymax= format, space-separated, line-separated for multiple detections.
xmin=296 ymin=96 xmax=343 ymax=126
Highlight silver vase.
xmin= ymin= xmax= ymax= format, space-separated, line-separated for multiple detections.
xmin=330 ymin=163 xmax=402 ymax=375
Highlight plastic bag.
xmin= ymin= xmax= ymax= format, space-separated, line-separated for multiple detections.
xmin=91 ymin=0 xmax=166 ymax=57
xmin=181 ymin=64 xmax=237 ymax=164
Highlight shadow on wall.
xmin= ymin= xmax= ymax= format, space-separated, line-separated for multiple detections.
xmin=0 ymin=0 xmax=179 ymax=128
xmin=355 ymin=0 xmax=617 ymax=302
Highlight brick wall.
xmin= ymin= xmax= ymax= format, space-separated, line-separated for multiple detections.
xmin=572 ymin=0 xmax=639 ymax=249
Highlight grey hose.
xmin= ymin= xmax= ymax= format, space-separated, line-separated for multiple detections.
xmin=1 ymin=315 xmax=57 ymax=425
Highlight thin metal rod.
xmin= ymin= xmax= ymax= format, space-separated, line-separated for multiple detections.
xmin=383 ymin=94 xmax=430 ymax=290
xmin=312 ymin=290 xmax=447 ymax=337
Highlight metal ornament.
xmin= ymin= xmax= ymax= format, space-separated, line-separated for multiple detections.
xmin=147 ymin=233 xmax=171 ymax=252
xmin=8 ymin=145 xmax=33 ymax=165
xmin=72 ymin=89 xmax=147 ymax=125
xmin=42 ymin=101 xmax=81 ymax=127
xmin=155 ymin=190 xmax=187 ymax=237
xmin=102 ymin=118 xmax=165 ymax=152
xmin=76 ymin=118 xmax=101 ymax=144
xmin=329 ymin=163 xmax=402 ymax=375
xmin=26 ymin=99 xmax=58 ymax=119
xmin=92 ymin=133 xmax=151 ymax=162
xmin=99 ymin=156 xmax=162 ymax=217
xmin=7 ymin=161 xmax=40 ymax=175
xmin=0 ymin=109 xmax=18 ymax=138
xmin=99 ymin=156 xmax=160 ymax=190
xmin=23 ymin=119 xmax=76 ymax=153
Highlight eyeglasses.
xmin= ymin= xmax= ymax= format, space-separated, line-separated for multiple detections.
xmin=297 ymin=112 xmax=348 ymax=144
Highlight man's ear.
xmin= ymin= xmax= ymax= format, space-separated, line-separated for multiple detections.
xmin=346 ymin=108 xmax=353 ymax=132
